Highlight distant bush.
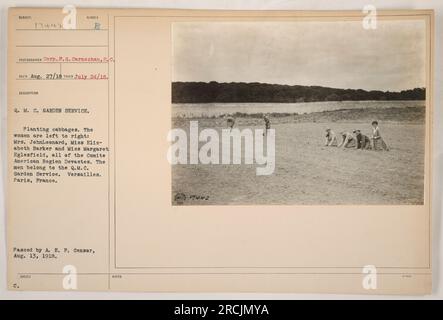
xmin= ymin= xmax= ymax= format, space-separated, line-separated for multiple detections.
xmin=172 ymin=82 xmax=425 ymax=103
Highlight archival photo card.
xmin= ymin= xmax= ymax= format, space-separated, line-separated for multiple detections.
xmin=6 ymin=8 xmax=433 ymax=294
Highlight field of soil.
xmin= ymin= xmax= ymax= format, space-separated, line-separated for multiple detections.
xmin=171 ymin=106 xmax=425 ymax=205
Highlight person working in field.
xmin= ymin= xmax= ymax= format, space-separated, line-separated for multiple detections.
xmin=370 ymin=121 xmax=389 ymax=151
xmin=337 ymin=131 xmax=356 ymax=148
xmin=324 ymin=128 xmax=339 ymax=146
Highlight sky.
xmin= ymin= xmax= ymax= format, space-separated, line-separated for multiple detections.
xmin=172 ymin=20 xmax=426 ymax=91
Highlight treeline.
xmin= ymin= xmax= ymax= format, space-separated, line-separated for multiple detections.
xmin=172 ymin=81 xmax=425 ymax=103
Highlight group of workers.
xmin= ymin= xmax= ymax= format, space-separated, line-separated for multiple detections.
xmin=325 ymin=121 xmax=389 ymax=150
